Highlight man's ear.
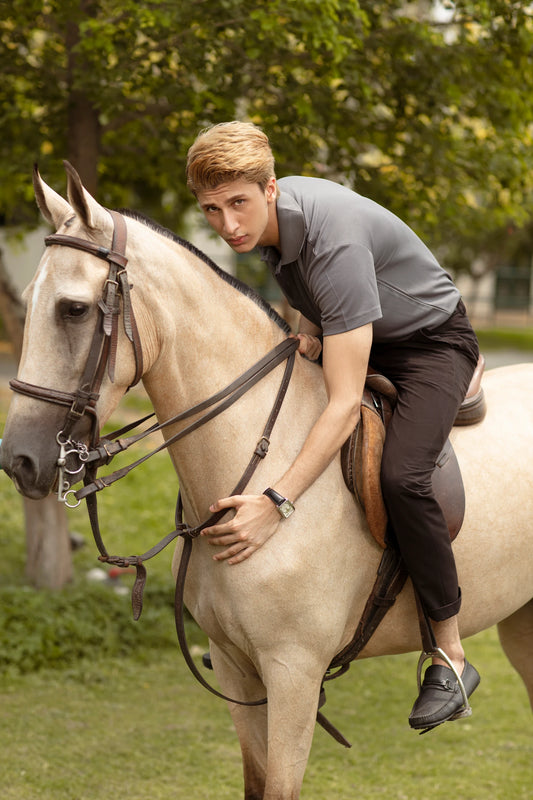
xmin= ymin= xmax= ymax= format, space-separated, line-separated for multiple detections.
xmin=265 ymin=176 xmax=278 ymax=203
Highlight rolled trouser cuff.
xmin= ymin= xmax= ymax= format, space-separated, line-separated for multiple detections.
xmin=428 ymin=588 xmax=462 ymax=622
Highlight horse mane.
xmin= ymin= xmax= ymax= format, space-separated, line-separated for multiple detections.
xmin=117 ymin=208 xmax=291 ymax=334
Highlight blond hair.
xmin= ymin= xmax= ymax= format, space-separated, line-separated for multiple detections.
xmin=186 ymin=121 xmax=276 ymax=196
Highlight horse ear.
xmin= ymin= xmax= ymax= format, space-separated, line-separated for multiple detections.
xmin=33 ymin=164 xmax=72 ymax=228
xmin=63 ymin=160 xmax=109 ymax=231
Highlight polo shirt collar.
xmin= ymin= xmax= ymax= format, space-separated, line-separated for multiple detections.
xmin=259 ymin=191 xmax=305 ymax=274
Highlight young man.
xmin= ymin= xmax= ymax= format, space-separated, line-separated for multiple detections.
xmin=185 ymin=121 xmax=480 ymax=731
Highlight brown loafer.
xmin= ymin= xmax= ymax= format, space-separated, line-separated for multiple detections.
xmin=408 ymin=659 xmax=480 ymax=733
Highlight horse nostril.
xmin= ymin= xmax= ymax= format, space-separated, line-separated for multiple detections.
xmin=10 ymin=454 xmax=39 ymax=492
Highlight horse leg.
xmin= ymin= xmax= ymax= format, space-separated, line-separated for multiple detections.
xmin=211 ymin=644 xmax=324 ymax=799
xmin=261 ymin=658 xmax=324 ymax=800
xmin=230 ymin=702 xmax=269 ymax=800
xmin=209 ymin=643 xmax=269 ymax=800
xmin=497 ymin=599 xmax=533 ymax=710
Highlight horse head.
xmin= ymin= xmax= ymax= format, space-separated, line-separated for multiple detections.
xmin=2 ymin=164 xmax=143 ymax=499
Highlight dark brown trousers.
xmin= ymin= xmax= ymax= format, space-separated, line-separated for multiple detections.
xmin=370 ymin=301 xmax=479 ymax=621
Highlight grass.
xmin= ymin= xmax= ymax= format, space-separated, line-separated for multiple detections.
xmin=0 ymin=631 xmax=530 ymax=799
xmin=475 ymin=326 xmax=533 ymax=351
xmin=0 ymin=343 xmax=532 ymax=798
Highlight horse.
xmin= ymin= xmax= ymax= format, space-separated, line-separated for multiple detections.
xmin=2 ymin=163 xmax=532 ymax=800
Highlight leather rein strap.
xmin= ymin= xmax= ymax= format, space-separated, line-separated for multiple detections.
xmin=78 ymin=338 xmax=298 ymax=714
xmin=82 ymin=336 xmax=298 ymax=582
xmin=74 ymin=337 xmax=299 ymax=502
xmin=81 ymin=337 xmax=297 ymax=713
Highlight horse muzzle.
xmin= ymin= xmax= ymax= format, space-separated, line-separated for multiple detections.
xmin=1 ymin=406 xmax=90 ymax=500
xmin=1 ymin=440 xmax=55 ymax=499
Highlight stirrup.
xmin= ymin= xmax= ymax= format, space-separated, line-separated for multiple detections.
xmin=416 ymin=647 xmax=472 ymax=720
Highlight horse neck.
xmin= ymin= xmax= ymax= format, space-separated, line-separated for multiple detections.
xmin=131 ymin=226 xmax=308 ymax=520
xmin=136 ymin=235 xmax=288 ymax=412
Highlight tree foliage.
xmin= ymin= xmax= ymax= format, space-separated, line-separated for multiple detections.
xmin=1 ymin=0 xmax=533 ymax=268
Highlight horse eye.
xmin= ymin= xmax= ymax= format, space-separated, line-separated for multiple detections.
xmin=59 ymin=300 xmax=90 ymax=320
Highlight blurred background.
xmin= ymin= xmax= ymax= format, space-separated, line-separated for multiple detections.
xmin=2 ymin=1 xmax=533 ymax=322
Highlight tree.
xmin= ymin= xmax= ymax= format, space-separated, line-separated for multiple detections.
xmin=0 ymin=0 xmax=367 ymax=228
xmin=1 ymin=0 xmax=533 ymax=263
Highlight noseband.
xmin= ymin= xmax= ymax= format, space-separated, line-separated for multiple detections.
xmin=10 ymin=209 xmax=143 ymax=500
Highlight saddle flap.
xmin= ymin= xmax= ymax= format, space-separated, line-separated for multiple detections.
xmin=341 ymin=389 xmax=390 ymax=549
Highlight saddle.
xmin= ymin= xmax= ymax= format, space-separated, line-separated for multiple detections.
xmin=340 ymin=354 xmax=486 ymax=548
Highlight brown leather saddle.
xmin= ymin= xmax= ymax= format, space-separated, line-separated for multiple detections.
xmin=340 ymin=355 xmax=486 ymax=548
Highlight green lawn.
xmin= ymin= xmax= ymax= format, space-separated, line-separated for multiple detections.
xmin=1 ymin=443 xmax=531 ymax=798
xmin=475 ymin=326 xmax=533 ymax=351
xmin=0 ymin=629 xmax=530 ymax=800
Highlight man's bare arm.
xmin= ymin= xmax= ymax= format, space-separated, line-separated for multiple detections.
xmin=274 ymin=323 xmax=372 ymax=502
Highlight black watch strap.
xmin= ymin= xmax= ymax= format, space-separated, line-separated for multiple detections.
xmin=263 ymin=487 xmax=295 ymax=518
xmin=263 ymin=487 xmax=286 ymax=506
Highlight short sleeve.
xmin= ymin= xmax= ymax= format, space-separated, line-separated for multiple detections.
xmin=302 ymin=240 xmax=383 ymax=335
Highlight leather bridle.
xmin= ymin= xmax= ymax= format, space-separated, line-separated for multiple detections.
xmin=8 ymin=211 xmax=391 ymax=747
xmin=6 ymin=212 xmax=462 ymax=746
xmin=10 ymin=210 xmax=144 ymax=501
xmin=6 ymin=211 xmax=459 ymax=744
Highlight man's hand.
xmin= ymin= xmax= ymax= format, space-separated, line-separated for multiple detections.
xmin=201 ymin=493 xmax=281 ymax=564
xmin=291 ymin=333 xmax=322 ymax=361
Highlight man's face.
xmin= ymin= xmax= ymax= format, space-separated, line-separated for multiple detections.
xmin=197 ymin=177 xmax=278 ymax=252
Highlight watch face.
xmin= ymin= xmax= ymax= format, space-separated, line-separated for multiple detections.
xmin=278 ymin=499 xmax=295 ymax=518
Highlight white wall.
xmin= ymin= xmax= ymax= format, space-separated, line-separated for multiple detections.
xmin=0 ymin=226 xmax=48 ymax=295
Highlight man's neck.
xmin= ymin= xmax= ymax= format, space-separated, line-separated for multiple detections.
xmin=259 ymin=201 xmax=280 ymax=249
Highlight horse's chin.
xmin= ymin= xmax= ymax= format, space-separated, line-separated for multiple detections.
xmin=7 ymin=467 xmax=56 ymax=500
xmin=12 ymin=476 xmax=51 ymax=501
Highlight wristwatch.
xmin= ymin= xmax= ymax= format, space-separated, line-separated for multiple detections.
xmin=263 ymin=487 xmax=295 ymax=519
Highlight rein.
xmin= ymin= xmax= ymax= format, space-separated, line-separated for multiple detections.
xmin=9 ymin=210 xmax=300 ymax=712
xmin=73 ymin=337 xmax=299 ymax=504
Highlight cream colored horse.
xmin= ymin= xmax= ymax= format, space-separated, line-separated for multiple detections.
xmin=2 ymin=166 xmax=533 ymax=800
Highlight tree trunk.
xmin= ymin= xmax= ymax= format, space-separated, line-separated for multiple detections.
xmin=0 ymin=248 xmax=73 ymax=589
xmin=67 ymin=90 xmax=100 ymax=195
xmin=66 ymin=3 xmax=100 ymax=195
xmin=23 ymin=498 xmax=73 ymax=589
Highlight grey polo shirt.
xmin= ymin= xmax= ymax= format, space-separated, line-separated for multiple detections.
xmin=258 ymin=176 xmax=460 ymax=342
